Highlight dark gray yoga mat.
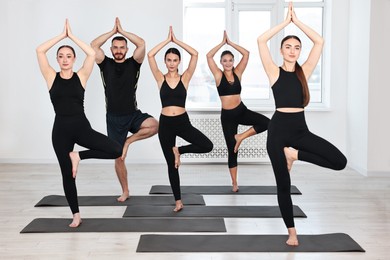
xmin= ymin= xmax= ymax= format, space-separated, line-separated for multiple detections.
xmin=136 ymin=233 xmax=365 ymax=252
xmin=20 ymin=218 xmax=226 ymax=233
xmin=35 ymin=194 xmax=205 ymax=207
xmin=123 ymin=205 xmax=306 ymax=218
xmin=149 ymin=185 xmax=302 ymax=195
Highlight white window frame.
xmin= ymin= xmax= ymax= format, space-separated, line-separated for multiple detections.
xmin=183 ymin=0 xmax=331 ymax=112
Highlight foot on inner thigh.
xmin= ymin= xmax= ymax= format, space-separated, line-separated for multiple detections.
xmin=69 ymin=151 xmax=80 ymax=178
xmin=172 ymin=146 xmax=181 ymax=169
xmin=284 ymin=147 xmax=297 ymax=172
xmin=234 ymin=134 xmax=243 ymax=153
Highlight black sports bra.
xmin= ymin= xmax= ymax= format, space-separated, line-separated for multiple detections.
xmin=272 ymin=67 xmax=304 ymax=109
xmin=217 ymin=72 xmax=241 ymax=96
xmin=160 ymin=75 xmax=187 ymax=108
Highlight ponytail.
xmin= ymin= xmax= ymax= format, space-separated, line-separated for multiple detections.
xmin=295 ymin=62 xmax=310 ymax=107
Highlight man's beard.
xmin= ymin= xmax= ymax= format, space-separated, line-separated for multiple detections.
xmin=114 ymin=53 xmax=125 ymax=61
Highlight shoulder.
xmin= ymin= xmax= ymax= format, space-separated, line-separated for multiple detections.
xmin=98 ymin=56 xmax=111 ymax=68
xmin=128 ymin=56 xmax=142 ymax=67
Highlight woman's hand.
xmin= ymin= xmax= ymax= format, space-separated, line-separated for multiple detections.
xmin=65 ymin=19 xmax=74 ymax=39
xmin=285 ymin=2 xmax=293 ymax=24
xmin=291 ymin=2 xmax=299 ymax=24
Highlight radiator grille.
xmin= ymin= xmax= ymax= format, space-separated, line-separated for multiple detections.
xmin=177 ymin=113 xmax=268 ymax=163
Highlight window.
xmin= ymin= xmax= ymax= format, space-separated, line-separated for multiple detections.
xmin=183 ymin=0 xmax=326 ymax=110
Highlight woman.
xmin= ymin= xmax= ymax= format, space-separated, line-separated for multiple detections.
xmin=257 ymin=3 xmax=347 ymax=246
xmin=148 ymin=27 xmax=213 ymax=212
xmin=36 ymin=20 xmax=122 ymax=227
xmin=207 ymin=31 xmax=269 ymax=192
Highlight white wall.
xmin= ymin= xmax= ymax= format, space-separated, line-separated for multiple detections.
xmin=367 ymin=0 xmax=390 ymax=173
xmin=346 ymin=0 xmax=371 ymax=174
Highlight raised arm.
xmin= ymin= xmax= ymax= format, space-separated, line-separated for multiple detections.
xmin=67 ymin=21 xmax=95 ymax=88
xmin=206 ymin=31 xmax=226 ymax=82
xmin=116 ymin=18 xmax=146 ymax=64
xmin=171 ymin=27 xmax=198 ymax=87
xmin=257 ymin=4 xmax=292 ymax=84
xmin=291 ymin=7 xmax=324 ymax=80
xmin=90 ymin=18 xmax=118 ymax=64
xmin=36 ymin=20 xmax=67 ymax=89
xmin=147 ymin=27 xmax=172 ymax=87
xmin=225 ymin=32 xmax=249 ymax=79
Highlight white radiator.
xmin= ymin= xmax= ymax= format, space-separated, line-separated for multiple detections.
xmin=177 ymin=112 xmax=269 ymax=163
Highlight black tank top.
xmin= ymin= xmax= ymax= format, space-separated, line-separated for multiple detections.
xmin=49 ymin=72 xmax=85 ymax=115
xmin=272 ymin=67 xmax=304 ymax=109
xmin=160 ymin=76 xmax=186 ymax=108
xmin=217 ymin=72 xmax=241 ymax=96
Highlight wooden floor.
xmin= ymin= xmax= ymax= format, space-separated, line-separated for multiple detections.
xmin=0 ymin=162 xmax=388 ymax=259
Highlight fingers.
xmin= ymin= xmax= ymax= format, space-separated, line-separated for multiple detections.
xmin=223 ymin=30 xmax=227 ymax=43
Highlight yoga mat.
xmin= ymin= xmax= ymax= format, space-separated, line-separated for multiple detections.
xmin=149 ymin=185 xmax=302 ymax=195
xmin=123 ymin=205 xmax=306 ymax=218
xmin=20 ymin=218 xmax=226 ymax=233
xmin=35 ymin=194 xmax=205 ymax=207
xmin=136 ymin=233 xmax=365 ymax=252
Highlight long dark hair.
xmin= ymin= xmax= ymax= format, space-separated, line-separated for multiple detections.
xmin=281 ymin=35 xmax=310 ymax=107
xmin=57 ymin=45 xmax=76 ymax=57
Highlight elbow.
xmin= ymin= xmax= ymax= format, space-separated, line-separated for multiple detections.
xmin=139 ymin=39 xmax=146 ymax=48
xmin=316 ymin=37 xmax=325 ymax=47
xmin=147 ymin=52 xmax=154 ymax=59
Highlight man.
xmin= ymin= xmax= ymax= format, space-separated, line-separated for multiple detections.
xmin=91 ymin=17 xmax=158 ymax=202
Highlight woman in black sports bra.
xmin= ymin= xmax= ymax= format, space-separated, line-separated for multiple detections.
xmin=36 ymin=20 xmax=121 ymax=227
xmin=207 ymin=31 xmax=269 ymax=192
xmin=258 ymin=3 xmax=347 ymax=246
xmin=148 ymin=26 xmax=213 ymax=212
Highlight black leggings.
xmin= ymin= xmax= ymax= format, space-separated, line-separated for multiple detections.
xmin=221 ymin=102 xmax=270 ymax=168
xmin=267 ymin=111 xmax=347 ymax=228
xmin=158 ymin=112 xmax=213 ymax=200
xmin=52 ymin=114 xmax=121 ymax=214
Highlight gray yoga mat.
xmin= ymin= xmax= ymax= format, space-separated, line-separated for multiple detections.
xmin=123 ymin=205 xmax=306 ymax=218
xmin=20 ymin=218 xmax=226 ymax=233
xmin=136 ymin=233 xmax=365 ymax=252
xmin=35 ymin=194 xmax=205 ymax=207
xmin=149 ymin=185 xmax=302 ymax=195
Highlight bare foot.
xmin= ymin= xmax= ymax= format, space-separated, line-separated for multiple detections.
xmin=121 ymin=142 xmax=130 ymax=161
xmin=234 ymin=134 xmax=243 ymax=153
xmin=69 ymin=151 xmax=80 ymax=178
xmin=232 ymin=183 xmax=239 ymax=192
xmin=69 ymin=213 xmax=82 ymax=228
xmin=284 ymin=147 xmax=297 ymax=172
xmin=173 ymin=200 xmax=183 ymax=212
xmin=117 ymin=191 xmax=129 ymax=202
xmin=286 ymin=228 xmax=299 ymax=246
xmin=172 ymin=147 xmax=181 ymax=169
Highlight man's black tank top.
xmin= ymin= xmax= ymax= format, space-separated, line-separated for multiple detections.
xmin=217 ymin=71 xmax=241 ymax=96
xmin=49 ymin=72 xmax=85 ymax=116
xmin=160 ymin=75 xmax=186 ymax=108
xmin=272 ymin=67 xmax=304 ymax=109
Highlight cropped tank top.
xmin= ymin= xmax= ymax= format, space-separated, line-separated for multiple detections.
xmin=49 ymin=72 xmax=85 ymax=116
xmin=160 ymin=75 xmax=187 ymax=108
xmin=217 ymin=72 xmax=242 ymax=96
xmin=271 ymin=67 xmax=304 ymax=109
